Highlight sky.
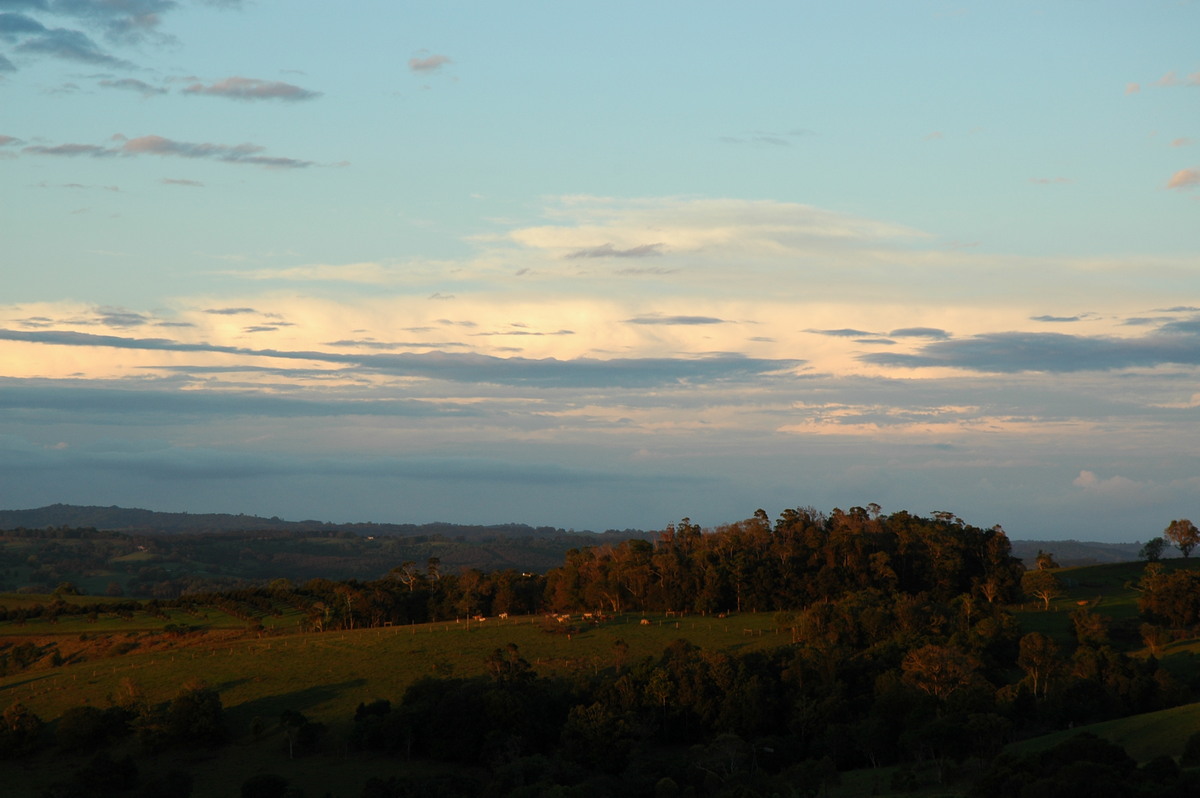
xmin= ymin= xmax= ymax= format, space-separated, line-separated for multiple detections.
xmin=1 ymin=1 xmax=1198 ymax=542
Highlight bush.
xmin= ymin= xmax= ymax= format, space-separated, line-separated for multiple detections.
xmin=1181 ymin=730 xmax=1200 ymax=767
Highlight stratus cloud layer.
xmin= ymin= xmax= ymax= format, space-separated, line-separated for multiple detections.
xmin=1 ymin=196 xmax=1197 ymax=536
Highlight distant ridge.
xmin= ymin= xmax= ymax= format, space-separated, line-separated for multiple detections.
xmin=0 ymin=503 xmax=653 ymax=542
xmin=0 ymin=505 xmax=1148 ymax=565
xmin=1007 ymin=538 xmax=1151 ymax=568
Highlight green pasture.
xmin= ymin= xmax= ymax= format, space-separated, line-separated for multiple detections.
xmin=0 ymin=611 xmax=793 ymax=797
xmin=2 ymin=611 xmax=789 ymax=732
xmin=1006 ymin=699 xmax=1200 ymax=762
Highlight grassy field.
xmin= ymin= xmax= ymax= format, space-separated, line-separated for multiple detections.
xmin=2 ymin=611 xmax=789 ymax=731
xmin=1 ymin=610 xmax=792 ymax=797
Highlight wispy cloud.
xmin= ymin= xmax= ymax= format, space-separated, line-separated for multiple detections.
xmin=409 ymin=53 xmax=451 ymax=73
xmin=182 ymin=76 xmax=322 ymax=102
xmin=808 ymin=328 xmax=878 ymax=338
xmin=889 ymin=327 xmax=950 ymax=340
xmin=15 ymin=27 xmax=133 ymax=68
xmin=204 ymin=307 xmax=258 ymax=315
xmin=24 ymin=142 xmax=114 ymax=157
xmin=1031 ymin=314 xmax=1092 ymax=323
xmin=719 ymin=129 xmax=813 ymax=147
xmin=566 ymin=243 xmax=664 ymax=259
xmin=23 ymin=134 xmax=314 ymax=168
xmin=120 ymin=134 xmax=314 ymax=168
xmin=1154 ymin=70 xmax=1200 ymax=87
xmin=626 ymin=315 xmax=729 ymax=326
xmin=1166 ymin=168 xmax=1200 ymax=189
xmin=99 ymin=77 xmax=166 ymax=96
xmin=162 ymin=177 xmax=204 ymax=187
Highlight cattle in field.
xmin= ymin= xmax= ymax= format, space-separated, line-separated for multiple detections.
xmin=640 ymin=618 xmax=652 ymax=625
xmin=498 ymin=612 xmax=509 ymax=620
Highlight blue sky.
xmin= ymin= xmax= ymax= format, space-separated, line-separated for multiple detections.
xmin=2 ymin=1 xmax=1198 ymax=541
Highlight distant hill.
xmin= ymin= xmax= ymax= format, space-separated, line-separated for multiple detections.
xmin=0 ymin=503 xmax=652 ymax=543
xmin=1007 ymin=538 xmax=1156 ymax=568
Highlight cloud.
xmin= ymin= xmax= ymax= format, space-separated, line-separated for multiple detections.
xmin=889 ymin=327 xmax=950 ymax=340
xmin=1031 ymin=314 xmax=1091 ymax=323
xmin=1028 ymin=177 xmax=1071 ymax=185
xmin=1154 ymin=70 xmax=1200 ymax=88
xmin=566 ymin=243 xmax=664 ymax=259
xmin=95 ymin=307 xmax=151 ymax=328
xmin=626 ymin=315 xmax=729 ymax=326
xmin=0 ymin=53 xmax=15 ymax=71
xmin=1125 ymin=82 xmax=1140 ymax=94
xmin=0 ymin=383 xmax=478 ymax=422
xmin=1072 ymin=470 xmax=1147 ymax=500
xmin=1170 ymin=138 xmax=1193 ymax=148
xmin=162 ymin=177 xmax=203 ymax=187
xmin=0 ymin=135 xmax=21 ymax=146
xmin=1167 ymin=168 xmax=1200 ymax=189
xmin=99 ymin=77 xmax=166 ymax=96
xmin=45 ymin=0 xmax=177 ymax=47
xmin=182 ymin=76 xmax=322 ymax=102
xmin=409 ymin=53 xmax=451 ymax=73
xmin=508 ymin=197 xmax=928 ymax=264
xmin=119 ymin=134 xmax=314 ymax=168
xmin=808 ymin=328 xmax=878 ymax=338
xmin=24 ymin=142 xmax=114 ymax=157
xmin=860 ymin=323 xmax=1200 ymax=373
xmin=15 ymin=27 xmax=133 ymax=67
xmin=719 ymin=129 xmax=812 ymax=147
xmin=0 ymin=328 xmax=803 ymax=388
xmin=0 ymin=12 xmax=47 ymax=38
xmin=22 ymin=134 xmax=314 ymax=168
xmin=325 ymin=339 xmax=469 ymax=350
xmin=204 ymin=307 xmax=257 ymax=315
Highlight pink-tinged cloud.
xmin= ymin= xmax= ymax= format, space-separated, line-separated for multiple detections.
xmin=181 ymin=76 xmax=321 ymax=101
xmin=1155 ymin=70 xmax=1200 ymax=88
xmin=1171 ymin=138 xmax=1194 ymax=148
xmin=1166 ymin=168 xmax=1200 ymax=189
xmin=1125 ymin=82 xmax=1140 ymax=94
xmin=409 ymin=54 xmax=451 ymax=73
xmin=22 ymin=135 xmax=311 ymax=168
xmin=0 ymin=135 xmax=21 ymax=146
xmin=120 ymin=135 xmax=313 ymax=168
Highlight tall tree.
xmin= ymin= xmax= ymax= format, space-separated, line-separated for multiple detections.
xmin=1021 ymin=569 xmax=1063 ymax=611
xmin=1163 ymin=519 xmax=1200 ymax=558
